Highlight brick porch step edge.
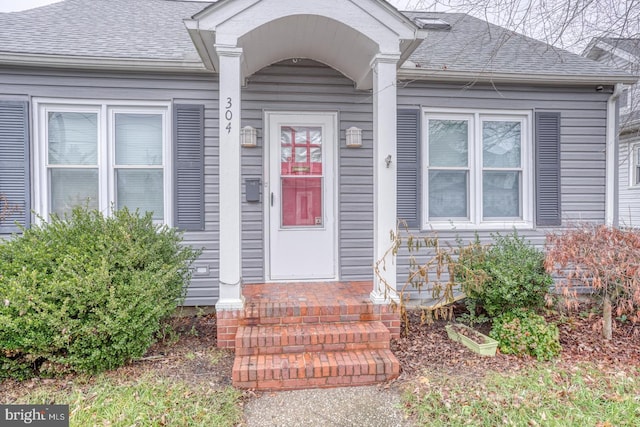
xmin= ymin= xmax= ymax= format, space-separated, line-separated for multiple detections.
xmin=235 ymin=321 xmax=391 ymax=356
xmin=240 ymin=301 xmax=397 ymax=326
xmin=232 ymin=348 xmax=400 ymax=390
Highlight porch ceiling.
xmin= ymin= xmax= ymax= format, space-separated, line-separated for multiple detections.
xmin=238 ymin=15 xmax=378 ymax=88
xmin=184 ymin=0 xmax=423 ymax=89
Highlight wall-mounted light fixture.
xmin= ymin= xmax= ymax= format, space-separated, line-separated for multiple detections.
xmin=240 ymin=126 xmax=257 ymax=148
xmin=345 ymin=126 xmax=362 ymax=148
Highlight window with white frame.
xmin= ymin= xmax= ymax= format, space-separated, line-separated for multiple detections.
xmin=34 ymin=100 xmax=171 ymax=223
xmin=630 ymin=142 xmax=640 ymax=187
xmin=620 ymin=86 xmax=631 ymax=114
xmin=423 ymin=110 xmax=532 ymax=229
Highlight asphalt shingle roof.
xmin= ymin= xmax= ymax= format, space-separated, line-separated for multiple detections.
xmin=599 ymin=38 xmax=640 ymax=58
xmin=405 ymin=12 xmax=632 ymax=79
xmin=0 ymin=0 xmax=632 ymax=82
xmin=0 ymin=0 xmax=210 ymax=61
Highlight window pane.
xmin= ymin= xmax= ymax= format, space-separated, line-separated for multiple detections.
xmin=116 ymin=169 xmax=164 ymax=220
xmin=281 ymin=146 xmax=292 ymax=163
xmin=115 ymin=113 xmax=163 ymax=165
xmin=281 ymin=125 xmax=322 ymax=176
xmin=428 ymin=119 xmax=468 ymax=167
xmin=483 ymin=121 xmax=521 ymax=168
xmin=293 ymin=127 xmax=322 ymax=145
xmin=48 ymin=112 xmax=98 ymax=165
xmin=295 ymin=147 xmax=307 ymax=163
xmin=281 ymin=177 xmax=322 ymax=227
xmin=50 ymin=169 xmax=99 ymax=216
xmin=620 ymin=88 xmax=629 ymax=109
xmin=310 ymin=147 xmax=322 ymax=163
xmin=281 ymin=127 xmax=292 ymax=145
xmin=483 ymin=171 xmax=520 ymax=218
xmin=636 ymin=147 xmax=640 ymax=185
xmin=428 ymin=170 xmax=468 ymax=218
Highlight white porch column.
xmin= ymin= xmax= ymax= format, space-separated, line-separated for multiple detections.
xmin=370 ymin=53 xmax=400 ymax=304
xmin=215 ymin=45 xmax=244 ymax=310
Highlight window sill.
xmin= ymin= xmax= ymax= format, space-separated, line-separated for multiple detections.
xmin=423 ymin=220 xmax=534 ymax=232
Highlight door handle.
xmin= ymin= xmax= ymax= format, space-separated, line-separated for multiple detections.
xmin=271 ymin=192 xmax=274 ymax=207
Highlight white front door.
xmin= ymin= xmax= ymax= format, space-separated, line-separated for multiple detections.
xmin=266 ymin=112 xmax=337 ymax=281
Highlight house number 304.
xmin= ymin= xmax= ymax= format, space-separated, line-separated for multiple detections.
xmin=225 ymin=97 xmax=233 ymax=134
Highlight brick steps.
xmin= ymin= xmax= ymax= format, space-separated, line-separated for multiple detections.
xmin=241 ymin=300 xmax=387 ymax=326
xmin=232 ymin=348 xmax=400 ymax=390
xmin=230 ymin=282 xmax=401 ymax=390
xmin=234 ymin=321 xmax=391 ymax=356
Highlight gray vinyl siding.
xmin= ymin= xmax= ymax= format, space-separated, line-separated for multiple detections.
xmin=0 ymin=66 xmax=220 ymax=306
xmin=0 ymin=63 xmax=614 ymax=306
xmin=240 ymin=59 xmax=374 ymax=282
xmin=397 ymin=81 xmax=611 ymax=302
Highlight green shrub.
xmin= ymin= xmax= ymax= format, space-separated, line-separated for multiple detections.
xmin=0 ymin=207 xmax=200 ymax=379
xmin=490 ymin=309 xmax=561 ymax=361
xmin=455 ymin=232 xmax=553 ymax=318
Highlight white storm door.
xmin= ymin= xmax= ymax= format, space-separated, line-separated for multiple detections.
xmin=267 ymin=112 xmax=337 ymax=281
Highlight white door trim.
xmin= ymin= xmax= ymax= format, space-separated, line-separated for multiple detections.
xmin=263 ymin=110 xmax=339 ymax=282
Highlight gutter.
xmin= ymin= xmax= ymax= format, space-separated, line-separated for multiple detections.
xmin=398 ymin=68 xmax=638 ymax=86
xmin=606 ymin=83 xmax=624 ymax=227
xmin=0 ymin=52 xmax=211 ymax=73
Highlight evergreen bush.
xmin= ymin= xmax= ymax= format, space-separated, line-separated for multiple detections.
xmin=0 ymin=207 xmax=199 ymax=379
xmin=455 ymin=232 xmax=553 ymax=318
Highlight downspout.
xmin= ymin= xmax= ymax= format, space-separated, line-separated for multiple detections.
xmin=606 ymin=83 xmax=623 ymax=227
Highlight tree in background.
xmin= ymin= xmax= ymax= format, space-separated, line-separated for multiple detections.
xmin=395 ymin=0 xmax=639 ymax=53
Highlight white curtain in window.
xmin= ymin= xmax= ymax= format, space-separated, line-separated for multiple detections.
xmin=429 ymin=170 xmax=468 ymax=218
xmin=48 ymin=112 xmax=98 ymax=165
xmin=50 ymin=169 xmax=99 ymax=216
xmin=116 ymin=170 xmax=164 ymax=220
xmin=482 ymin=121 xmax=521 ymax=168
xmin=483 ymin=171 xmax=520 ymax=218
xmin=428 ymin=119 xmax=468 ymax=167
xmin=115 ymin=113 xmax=163 ymax=165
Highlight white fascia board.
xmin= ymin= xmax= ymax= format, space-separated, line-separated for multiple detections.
xmin=398 ymin=67 xmax=639 ymax=86
xmin=399 ymin=36 xmax=426 ymax=67
xmin=185 ymin=19 xmax=218 ymax=71
xmin=196 ymin=0 xmax=417 ymax=49
xmin=0 ymin=52 xmax=211 ymax=73
xmin=350 ymin=0 xmax=418 ymax=39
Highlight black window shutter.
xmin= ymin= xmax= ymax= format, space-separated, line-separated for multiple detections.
xmin=174 ymin=104 xmax=204 ymax=231
xmin=397 ymin=109 xmax=420 ymax=228
xmin=535 ymin=111 xmax=561 ymax=226
xmin=0 ymin=101 xmax=30 ymax=233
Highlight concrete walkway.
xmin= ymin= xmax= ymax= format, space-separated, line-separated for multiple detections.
xmin=243 ymin=385 xmax=412 ymax=427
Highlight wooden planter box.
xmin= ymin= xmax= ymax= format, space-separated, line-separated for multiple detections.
xmin=445 ymin=323 xmax=498 ymax=357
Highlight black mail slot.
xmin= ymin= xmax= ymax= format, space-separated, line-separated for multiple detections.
xmin=245 ymin=178 xmax=261 ymax=202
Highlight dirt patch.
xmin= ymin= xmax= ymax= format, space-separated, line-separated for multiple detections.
xmin=2 ymin=303 xmax=639 ymax=401
xmin=0 ymin=312 xmax=236 ymax=402
xmin=119 ymin=312 xmax=235 ymax=385
xmin=391 ymin=303 xmax=640 ymax=384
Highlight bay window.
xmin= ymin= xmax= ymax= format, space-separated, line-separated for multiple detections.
xmin=35 ymin=100 xmax=171 ymax=223
xmin=424 ymin=110 xmax=532 ymax=229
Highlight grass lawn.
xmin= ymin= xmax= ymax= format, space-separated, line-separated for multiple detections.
xmin=1 ymin=313 xmax=242 ymax=427
xmin=10 ymin=373 xmax=242 ymax=427
xmin=403 ymin=363 xmax=640 ymax=427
